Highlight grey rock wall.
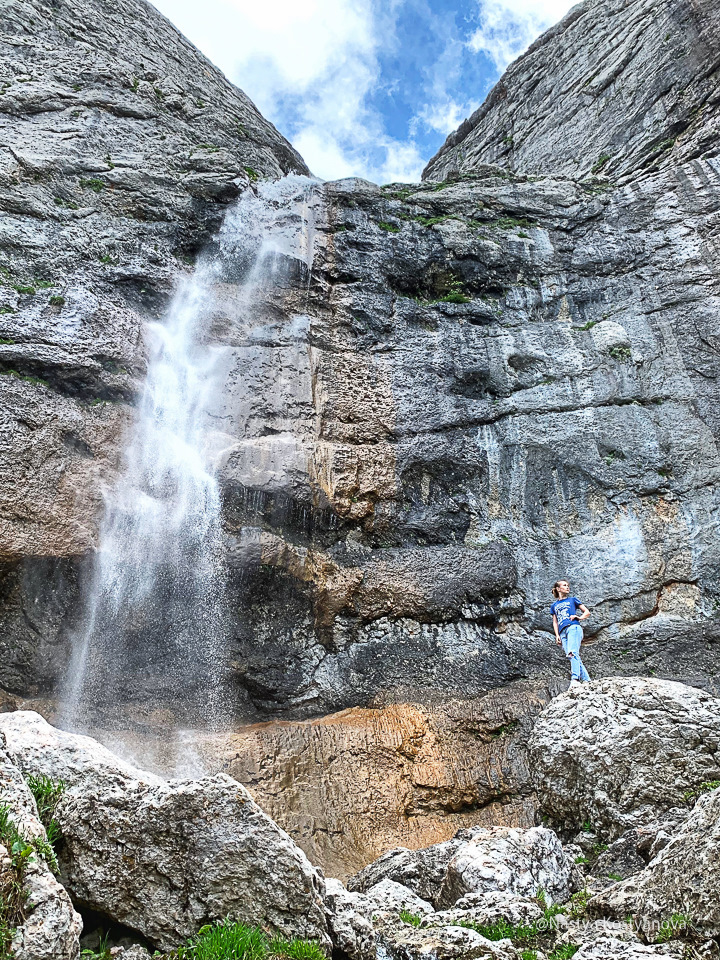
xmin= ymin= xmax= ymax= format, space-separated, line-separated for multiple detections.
xmin=423 ymin=0 xmax=720 ymax=183
xmin=1 ymin=0 xmax=720 ymax=719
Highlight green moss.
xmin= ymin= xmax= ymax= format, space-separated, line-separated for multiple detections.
xmin=49 ymin=295 xmax=66 ymax=307
xmin=591 ymin=153 xmax=612 ymax=175
xmin=0 ymin=308 xmax=14 ymax=316
xmin=439 ymin=290 xmax=471 ymax=304
xmin=4 ymin=368 xmax=49 ymax=387
xmin=548 ymin=947 xmax=579 ymax=960
xmin=378 ymin=221 xmax=400 ymax=232
xmin=414 ymin=215 xmax=449 ymax=227
xmin=649 ymin=138 xmax=676 ymax=156
xmin=35 ymin=279 xmax=54 ymax=289
xmin=491 ymin=216 xmax=536 ymax=230
xmin=13 ymin=284 xmax=35 ymax=296
xmin=79 ymin=177 xmax=105 ymax=193
xmin=579 ymin=319 xmax=598 ymax=331
xmin=244 ymin=166 xmax=260 ymax=182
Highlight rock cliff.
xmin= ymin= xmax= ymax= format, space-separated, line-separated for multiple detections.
xmin=2 ymin=0 xmax=720 ymax=828
xmin=423 ymin=0 xmax=720 ymax=183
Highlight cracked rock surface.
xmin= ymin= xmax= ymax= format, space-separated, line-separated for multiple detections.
xmin=529 ymin=677 xmax=720 ymax=838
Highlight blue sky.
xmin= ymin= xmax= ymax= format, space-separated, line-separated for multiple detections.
xmin=150 ymin=0 xmax=574 ymax=183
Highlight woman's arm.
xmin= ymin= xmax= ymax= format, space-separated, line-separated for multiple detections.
xmin=574 ymin=603 xmax=591 ymax=622
xmin=553 ymin=613 xmax=561 ymax=644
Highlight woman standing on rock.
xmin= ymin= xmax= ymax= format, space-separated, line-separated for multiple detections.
xmin=550 ymin=580 xmax=591 ymax=685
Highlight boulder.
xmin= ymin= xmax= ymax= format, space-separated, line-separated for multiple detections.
xmin=422 ymin=890 xmax=543 ymax=930
xmin=590 ymin=786 xmax=720 ymax=940
xmin=348 ymin=836 xmax=466 ymax=905
xmin=324 ymin=878 xmax=376 ymax=960
xmin=529 ymin=678 xmax=720 ymax=838
xmin=379 ymin=924 xmax=518 ymax=960
xmin=0 ymin=737 xmax=81 ymax=960
xmin=438 ymin=826 xmax=573 ymax=907
xmin=364 ymin=879 xmax=434 ymax=918
xmin=0 ymin=712 xmax=329 ymax=952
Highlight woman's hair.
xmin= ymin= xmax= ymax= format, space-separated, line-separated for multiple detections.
xmin=551 ymin=580 xmax=568 ymax=599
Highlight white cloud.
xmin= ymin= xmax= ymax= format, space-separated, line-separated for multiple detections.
xmin=150 ymin=0 xmax=574 ymax=182
xmin=151 ymin=0 xmax=425 ymax=182
xmin=468 ymin=0 xmax=575 ymax=70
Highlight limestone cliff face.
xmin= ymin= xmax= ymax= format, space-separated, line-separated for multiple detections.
xmin=0 ymin=0 xmax=306 ymax=690
xmin=2 ymin=0 xmax=720 ymax=719
xmin=423 ymin=0 xmax=720 ymax=183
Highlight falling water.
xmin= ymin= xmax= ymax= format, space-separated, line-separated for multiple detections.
xmin=62 ymin=175 xmax=320 ymax=735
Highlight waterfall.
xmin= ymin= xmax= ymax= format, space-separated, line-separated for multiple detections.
xmin=62 ymin=175 xmax=320 ymax=734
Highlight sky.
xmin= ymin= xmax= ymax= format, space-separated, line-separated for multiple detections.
xmin=150 ymin=0 xmax=575 ymax=183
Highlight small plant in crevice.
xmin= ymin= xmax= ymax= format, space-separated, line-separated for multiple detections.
xmin=243 ymin=166 xmax=259 ymax=182
xmin=26 ymin=775 xmax=65 ymax=861
xmin=654 ymin=912 xmax=694 ymax=944
xmin=591 ymin=153 xmax=612 ymax=175
xmin=79 ymin=177 xmax=105 ymax=193
xmin=683 ymin=780 xmax=720 ymax=803
xmin=608 ymin=344 xmax=632 ymax=361
xmin=378 ymin=220 xmax=400 ymax=233
xmin=80 ymin=931 xmax=114 ymax=960
xmin=399 ymin=909 xmax=423 ymax=927
xmin=0 ymin=800 xmax=67 ymax=953
xmin=548 ymin=946 xmax=579 ymax=960
xmin=438 ymin=276 xmax=471 ymax=304
xmin=566 ymin=888 xmax=591 ymax=920
xmin=13 ymin=284 xmax=35 ymax=296
xmin=49 ymin=295 xmax=66 ymax=307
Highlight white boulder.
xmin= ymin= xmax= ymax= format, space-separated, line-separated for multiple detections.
xmin=438 ymin=826 xmax=573 ymax=907
xmin=529 ymin=678 xmax=720 ymax=838
xmin=0 ymin=712 xmax=329 ymax=953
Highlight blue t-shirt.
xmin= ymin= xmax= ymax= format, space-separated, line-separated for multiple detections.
xmin=551 ymin=596 xmax=583 ymax=634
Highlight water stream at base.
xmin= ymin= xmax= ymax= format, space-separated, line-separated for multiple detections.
xmin=61 ymin=175 xmax=320 ymax=755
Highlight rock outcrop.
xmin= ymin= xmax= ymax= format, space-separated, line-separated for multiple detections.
xmin=423 ymin=0 xmax=720 ymax=182
xmin=0 ymin=712 xmax=330 ymax=952
xmin=529 ymin=677 xmax=720 ymax=837
xmin=0 ymin=736 xmax=81 ymax=960
xmin=590 ymin=785 xmax=720 ymax=939
xmin=213 ymin=681 xmax=556 ymax=878
xmin=348 ymin=825 xmax=574 ymax=909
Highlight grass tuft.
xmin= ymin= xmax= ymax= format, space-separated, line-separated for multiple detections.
xmin=175 ymin=920 xmax=326 ymax=960
xmin=399 ymin=910 xmax=423 ymax=927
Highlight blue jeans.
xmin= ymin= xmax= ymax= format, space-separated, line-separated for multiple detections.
xmin=562 ymin=624 xmax=590 ymax=682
